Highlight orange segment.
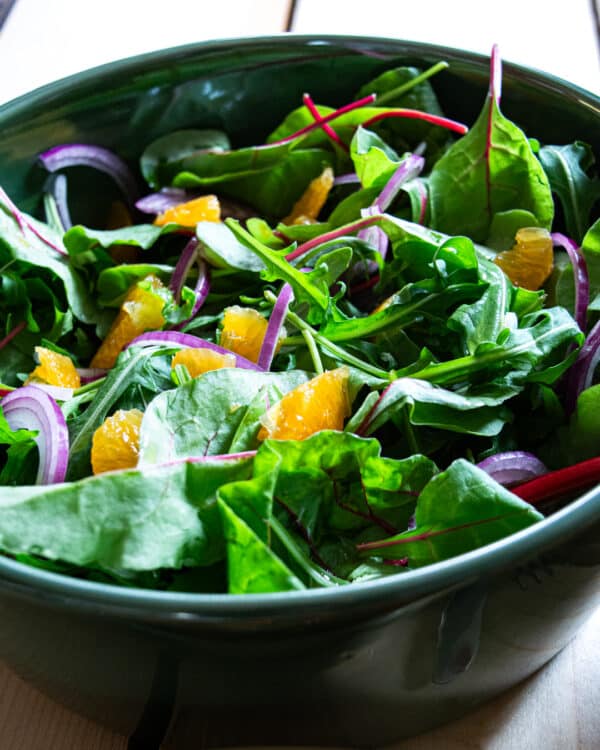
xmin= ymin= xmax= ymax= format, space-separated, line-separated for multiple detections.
xmin=27 ymin=346 xmax=81 ymax=388
xmin=153 ymin=195 xmax=221 ymax=228
xmin=219 ymin=306 xmax=269 ymax=364
xmin=90 ymin=274 xmax=167 ymax=369
xmin=494 ymin=227 xmax=553 ymax=291
xmin=282 ymin=167 xmax=334 ymax=225
xmin=171 ymin=347 xmax=236 ymax=377
xmin=258 ymin=367 xmax=351 ymax=441
xmin=91 ymin=408 xmax=144 ymax=475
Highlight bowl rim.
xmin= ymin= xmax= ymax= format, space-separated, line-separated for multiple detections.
xmin=1 ymin=34 xmax=599 ymax=618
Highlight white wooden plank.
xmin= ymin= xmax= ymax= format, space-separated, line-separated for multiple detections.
xmin=292 ymin=0 xmax=600 ymax=94
xmin=0 ymin=0 xmax=291 ymax=104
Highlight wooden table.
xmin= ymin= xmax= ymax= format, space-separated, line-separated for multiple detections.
xmin=0 ymin=1 xmax=599 ymax=748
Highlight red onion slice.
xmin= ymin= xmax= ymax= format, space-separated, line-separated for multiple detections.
xmin=45 ymin=173 xmax=73 ymax=230
xmin=170 ymin=238 xmax=199 ymax=304
xmin=76 ymin=367 xmax=108 ymax=384
xmin=375 ymin=154 xmax=425 ymax=212
xmin=477 ymin=451 xmax=548 ymax=487
xmin=38 ymin=143 xmax=139 ymax=207
xmin=169 ymin=239 xmax=211 ymax=330
xmin=565 ymin=318 xmax=600 ymax=411
xmin=258 ymin=284 xmax=294 ymax=370
xmin=333 ymin=173 xmax=360 ymax=186
xmin=1 ymin=385 xmax=69 ymax=484
xmin=126 ymin=331 xmax=263 ymax=370
xmin=136 ymin=188 xmax=190 ymax=215
xmin=552 ymin=232 xmax=589 ymax=332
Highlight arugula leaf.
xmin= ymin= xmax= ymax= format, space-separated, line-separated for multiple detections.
xmin=538 ymin=142 xmax=600 ymax=244
xmin=358 ymin=377 xmax=515 ymax=438
xmin=67 ymin=347 xmax=173 ymax=480
xmin=225 ymin=219 xmax=338 ymax=324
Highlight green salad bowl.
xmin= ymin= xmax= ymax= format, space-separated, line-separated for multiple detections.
xmin=0 ymin=35 xmax=599 ymax=749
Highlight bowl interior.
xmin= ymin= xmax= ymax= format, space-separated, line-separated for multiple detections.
xmin=0 ymin=35 xmax=599 ymax=619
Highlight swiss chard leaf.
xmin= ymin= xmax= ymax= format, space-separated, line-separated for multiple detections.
xmin=0 ymin=200 xmax=100 ymax=325
xmin=427 ymin=69 xmax=554 ymax=242
xmin=359 ymin=459 xmax=543 ymax=567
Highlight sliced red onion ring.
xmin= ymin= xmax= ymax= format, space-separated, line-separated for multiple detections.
xmin=76 ymin=367 xmax=107 ymax=384
xmin=565 ymin=318 xmax=600 ymax=411
xmin=333 ymin=173 xmax=360 ymax=186
xmin=1 ymin=385 xmax=69 ymax=484
xmin=169 ymin=239 xmax=211 ymax=330
xmin=359 ymin=204 xmax=389 ymax=260
xmin=136 ymin=188 xmax=190 ymax=215
xmin=28 ymin=384 xmax=74 ymax=402
xmin=45 ymin=173 xmax=73 ymax=230
xmin=477 ymin=451 xmax=548 ymax=487
xmin=170 ymin=238 xmax=199 ymax=304
xmin=38 ymin=143 xmax=140 ymax=207
xmin=126 ymin=331 xmax=263 ymax=370
xmin=552 ymin=232 xmax=589 ymax=332
xmin=258 ymin=284 xmax=294 ymax=370
xmin=375 ymin=154 xmax=425 ymax=212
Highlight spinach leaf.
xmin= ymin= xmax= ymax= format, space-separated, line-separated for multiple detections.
xmin=350 ymin=127 xmax=400 ymax=188
xmin=538 ymin=142 xmax=600 ymax=244
xmin=359 ymin=459 xmax=543 ymax=567
xmin=218 ymin=495 xmax=305 ymax=594
xmin=140 ymin=129 xmax=231 ymax=188
xmin=97 ymin=263 xmax=174 ymax=306
xmin=196 ymin=221 xmax=265 ymax=272
xmin=0 ymin=457 xmax=252 ymax=571
xmin=137 ymin=369 xmax=310 ymax=464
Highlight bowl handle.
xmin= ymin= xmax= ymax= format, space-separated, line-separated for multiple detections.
xmin=433 ymin=582 xmax=488 ymax=685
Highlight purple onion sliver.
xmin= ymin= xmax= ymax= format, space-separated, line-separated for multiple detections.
xmin=39 ymin=143 xmax=140 ymax=207
xmin=258 ymin=284 xmax=294 ymax=371
xmin=173 ymin=259 xmax=211 ymax=331
xmin=170 ymin=238 xmax=199 ymax=303
xmin=359 ymin=205 xmax=389 ymax=260
xmin=565 ymin=318 xmax=600 ymax=412
xmin=477 ymin=451 xmax=548 ymax=487
xmin=1 ymin=385 xmax=69 ymax=484
xmin=45 ymin=173 xmax=73 ymax=230
xmin=136 ymin=188 xmax=190 ymax=215
xmin=551 ymin=232 xmax=589 ymax=332
xmin=76 ymin=367 xmax=107 ymax=384
xmin=126 ymin=331 xmax=263 ymax=371
xmin=333 ymin=173 xmax=361 ymax=186
xmin=375 ymin=154 xmax=425 ymax=212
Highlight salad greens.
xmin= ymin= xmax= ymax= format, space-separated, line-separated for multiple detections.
xmin=0 ymin=47 xmax=599 ymax=595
